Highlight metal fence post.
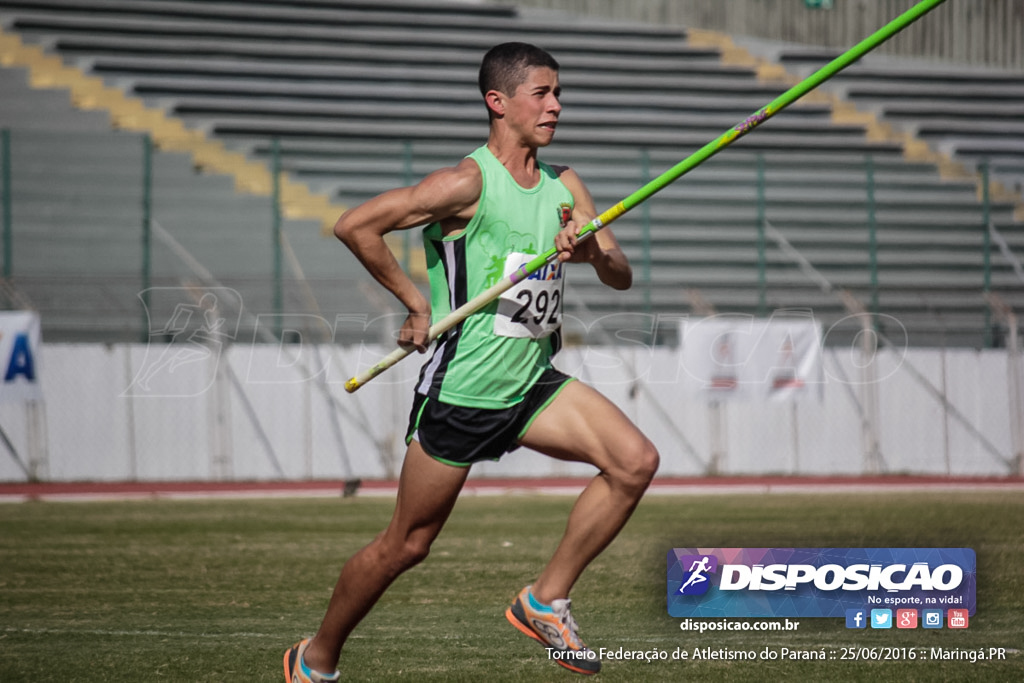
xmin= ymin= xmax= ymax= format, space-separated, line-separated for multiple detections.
xmin=640 ymin=147 xmax=652 ymax=314
xmin=756 ymin=153 xmax=767 ymax=317
xmin=2 ymin=129 xmax=12 ymax=280
xmin=402 ymin=140 xmax=414 ymax=274
xmin=981 ymin=160 xmax=992 ymax=347
xmin=866 ymin=154 xmax=879 ymax=329
xmin=141 ymin=133 xmax=152 ymax=342
xmin=272 ymin=137 xmax=283 ymax=339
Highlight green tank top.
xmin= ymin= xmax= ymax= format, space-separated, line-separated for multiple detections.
xmin=416 ymin=145 xmax=574 ymax=408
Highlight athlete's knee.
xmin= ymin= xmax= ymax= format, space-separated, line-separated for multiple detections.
xmin=609 ymin=435 xmax=659 ymax=495
xmin=372 ymin=532 xmax=433 ymax=575
xmin=398 ymin=537 xmax=432 ymax=569
xmin=634 ymin=437 xmax=660 ymax=487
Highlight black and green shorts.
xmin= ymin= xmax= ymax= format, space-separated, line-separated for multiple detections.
xmin=406 ymin=367 xmax=574 ymax=467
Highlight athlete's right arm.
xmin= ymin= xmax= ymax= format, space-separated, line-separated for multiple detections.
xmin=334 ymin=158 xmax=481 ymax=352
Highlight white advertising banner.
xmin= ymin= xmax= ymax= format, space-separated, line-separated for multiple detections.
xmin=680 ymin=316 xmax=823 ymax=402
xmin=0 ymin=311 xmax=42 ymax=402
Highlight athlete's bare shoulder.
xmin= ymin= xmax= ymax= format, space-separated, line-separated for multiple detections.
xmin=412 ymin=157 xmax=481 ymax=225
xmin=550 ymin=165 xmax=584 ymax=192
xmin=549 ymin=165 xmax=595 ymax=214
xmin=551 ymin=165 xmax=578 ymax=178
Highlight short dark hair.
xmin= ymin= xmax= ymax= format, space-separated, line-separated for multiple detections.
xmin=478 ymin=42 xmax=559 ymax=97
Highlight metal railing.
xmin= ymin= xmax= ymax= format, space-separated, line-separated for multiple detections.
xmin=0 ymin=127 xmax=1019 ymax=347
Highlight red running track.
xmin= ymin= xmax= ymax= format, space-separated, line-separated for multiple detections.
xmin=1 ymin=475 xmax=1022 ymax=501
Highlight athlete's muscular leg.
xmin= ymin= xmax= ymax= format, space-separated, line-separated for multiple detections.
xmin=518 ymin=381 xmax=659 ymax=603
xmin=302 ymin=440 xmax=469 ymax=673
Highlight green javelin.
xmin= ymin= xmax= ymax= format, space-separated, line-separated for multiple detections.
xmin=346 ymin=0 xmax=948 ymax=393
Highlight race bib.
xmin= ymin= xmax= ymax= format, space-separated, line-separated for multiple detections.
xmin=494 ymin=252 xmax=565 ymax=339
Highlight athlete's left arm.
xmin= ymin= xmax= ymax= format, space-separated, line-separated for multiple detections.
xmin=554 ymin=168 xmax=632 ymax=290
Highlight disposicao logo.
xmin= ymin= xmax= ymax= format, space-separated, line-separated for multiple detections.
xmin=667 ymin=548 xmax=975 ymax=619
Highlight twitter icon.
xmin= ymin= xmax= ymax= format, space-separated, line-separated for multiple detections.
xmin=870 ymin=609 xmax=892 ymax=629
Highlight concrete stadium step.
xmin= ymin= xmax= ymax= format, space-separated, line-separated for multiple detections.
xmin=622 ymin=244 xmax=1000 ymax=269
xmin=636 ymin=201 xmax=1014 ymax=222
xmin=624 ymin=267 xmax=1016 ymax=291
xmin=3 ymin=0 xmax=686 ymax=41
xmin=569 ymin=279 xmax=1015 ymax=307
xmin=79 ymin=56 xmax=767 ymax=97
xmin=126 ymin=76 xmax=784 ymax=118
xmin=161 ymin=96 xmax=839 ymax=132
xmin=910 ymin=119 xmax=1024 ymax=138
xmin=0 ymin=71 xmax=112 ymax=131
xmin=48 ymin=34 xmax=722 ymax=73
xmin=203 ymin=119 xmax=896 ymax=155
xmin=951 ymin=139 xmax=1024 ymax=160
xmin=6 ymin=12 xmax=698 ymax=58
xmin=293 ymin=164 xmax=966 ymax=201
xmin=579 ymin=179 xmax=982 ymax=203
xmin=875 ymin=100 xmax=1024 ymax=120
xmin=841 ymin=81 xmax=1024 ymax=103
xmin=240 ymin=141 xmax=911 ymax=170
xmin=777 ymin=47 xmax=1024 ymax=81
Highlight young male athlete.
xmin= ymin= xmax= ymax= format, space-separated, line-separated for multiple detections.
xmin=285 ymin=42 xmax=659 ymax=681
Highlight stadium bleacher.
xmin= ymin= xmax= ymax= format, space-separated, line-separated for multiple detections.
xmin=0 ymin=0 xmax=1021 ymax=347
xmin=777 ymin=46 xmax=1024 ymax=201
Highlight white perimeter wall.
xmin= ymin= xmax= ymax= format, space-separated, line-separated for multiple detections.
xmin=0 ymin=343 xmax=1018 ymax=482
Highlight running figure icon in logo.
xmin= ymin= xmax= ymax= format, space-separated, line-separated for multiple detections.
xmin=678 ymin=555 xmax=718 ymax=596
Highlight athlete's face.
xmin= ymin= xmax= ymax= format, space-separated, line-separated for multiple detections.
xmin=503 ymin=67 xmax=561 ymax=147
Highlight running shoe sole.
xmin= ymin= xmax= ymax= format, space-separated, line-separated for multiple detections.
xmin=505 ymin=597 xmax=601 ymax=675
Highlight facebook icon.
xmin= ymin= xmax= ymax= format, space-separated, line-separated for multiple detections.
xmin=845 ymin=609 xmax=867 ymax=629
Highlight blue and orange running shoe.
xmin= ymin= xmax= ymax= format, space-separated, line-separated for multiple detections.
xmin=283 ymin=639 xmax=340 ymax=683
xmin=505 ymin=585 xmax=601 ymax=675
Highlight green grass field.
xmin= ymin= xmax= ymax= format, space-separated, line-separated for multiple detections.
xmin=1 ymin=490 xmax=1022 ymax=682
